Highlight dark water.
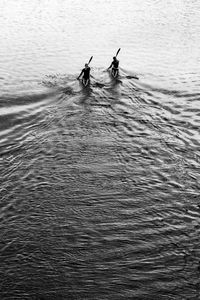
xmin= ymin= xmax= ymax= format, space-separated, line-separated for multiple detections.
xmin=1 ymin=69 xmax=200 ymax=299
xmin=1 ymin=1 xmax=200 ymax=299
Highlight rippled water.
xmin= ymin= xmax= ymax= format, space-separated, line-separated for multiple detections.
xmin=0 ymin=0 xmax=200 ymax=299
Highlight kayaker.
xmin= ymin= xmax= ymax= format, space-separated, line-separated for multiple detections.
xmin=107 ymin=56 xmax=119 ymax=77
xmin=77 ymin=63 xmax=91 ymax=86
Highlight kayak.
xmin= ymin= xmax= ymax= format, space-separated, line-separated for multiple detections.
xmin=111 ymin=68 xmax=118 ymax=78
xmin=82 ymin=78 xmax=89 ymax=87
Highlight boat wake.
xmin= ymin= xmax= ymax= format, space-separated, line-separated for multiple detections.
xmin=0 ymin=67 xmax=200 ymax=300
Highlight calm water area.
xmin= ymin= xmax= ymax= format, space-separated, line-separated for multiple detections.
xmin=0 ymin=0 xmax=200 ymax=299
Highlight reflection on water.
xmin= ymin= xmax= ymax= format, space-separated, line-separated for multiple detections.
xmin=0 ymin=0 xmax=200 ymax=299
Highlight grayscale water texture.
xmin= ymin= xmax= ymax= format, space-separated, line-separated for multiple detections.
xmin=0 ymin=0 xmax=200 ymax=299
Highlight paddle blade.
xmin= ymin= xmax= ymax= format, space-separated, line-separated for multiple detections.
xmin=88 ymin=56 xmax=93 ymax=64
xmin=116 ymin=48 xmax=121 ymax=57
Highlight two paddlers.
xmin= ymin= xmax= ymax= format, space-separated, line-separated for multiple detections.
xmin=77 ymin=49 xmax=121 ymax=86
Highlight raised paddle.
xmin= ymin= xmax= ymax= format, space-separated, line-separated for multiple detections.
xmin=88 ymin=56 xmax=93 ymax=65
xmin=115 ymin=48 xmax=121 ymax=57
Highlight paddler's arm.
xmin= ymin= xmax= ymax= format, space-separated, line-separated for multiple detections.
xmin=107 ymin=62 xmax=113 ymax=70
xmin=77 ymin=70 xmax=83 ymax=80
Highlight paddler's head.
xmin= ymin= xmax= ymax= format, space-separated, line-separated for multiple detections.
xmin=85 ymin=63 xmax=88 ymax=68
xmin=113 ymin=56 xmax=116 ymax=60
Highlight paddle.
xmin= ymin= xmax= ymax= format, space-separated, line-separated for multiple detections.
xmin=88 ymin=56 xmax=93 ymax=65
xmin=115 ymin=48 xmax=121 ymax=57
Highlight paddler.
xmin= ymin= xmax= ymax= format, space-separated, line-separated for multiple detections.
xmin=107 ymin=56 xmax=119 ymax=77
xmin=77 ymin=63 xmax=91 ymax=86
